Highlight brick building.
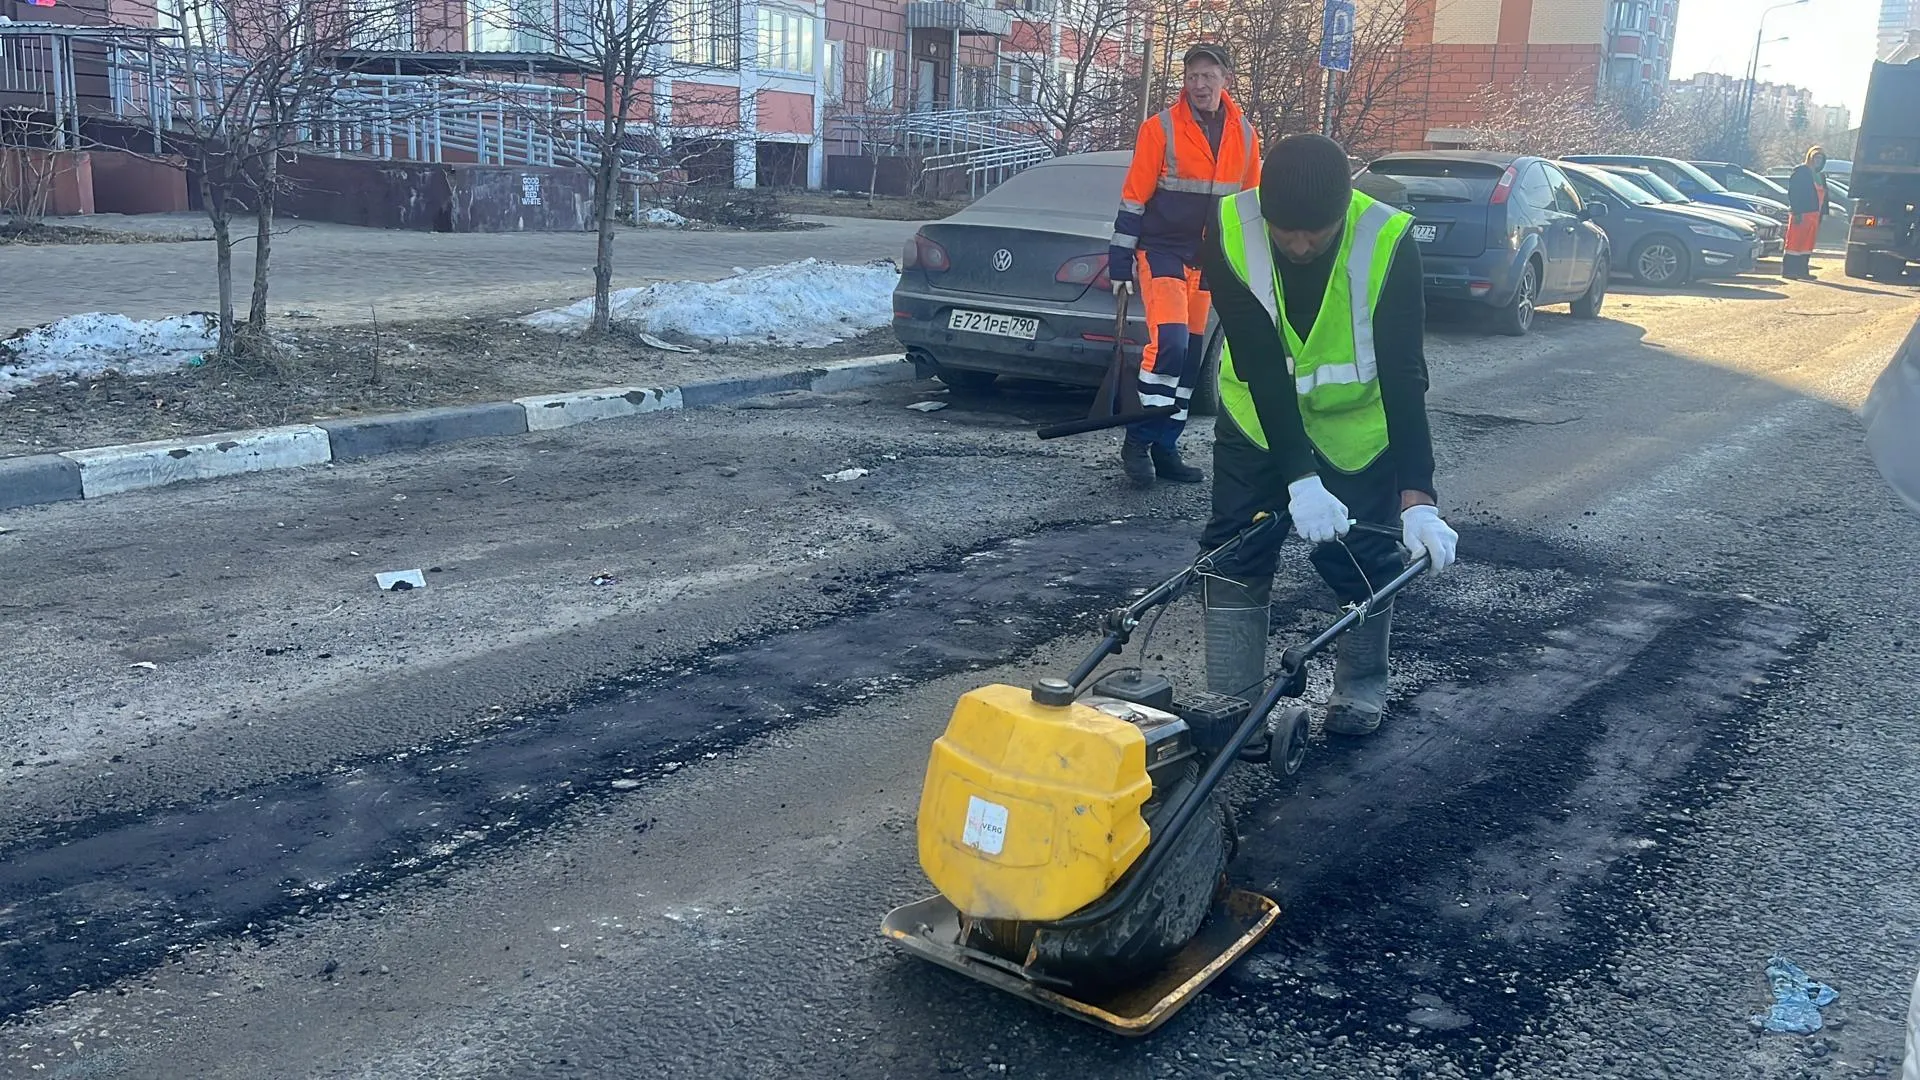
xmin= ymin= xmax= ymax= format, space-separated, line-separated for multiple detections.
xmin=1398 ymin=0 xmax=1676 ymax=148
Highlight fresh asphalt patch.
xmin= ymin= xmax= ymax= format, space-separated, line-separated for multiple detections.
xmin=0 ymin=518 xmax=1816 ymax=1070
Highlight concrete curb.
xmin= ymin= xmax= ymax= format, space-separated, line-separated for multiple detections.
xmin=0 ymin=353 xmax=916 ymax=511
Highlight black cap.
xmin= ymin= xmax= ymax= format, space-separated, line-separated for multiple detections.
xmin=1183 ymin=42 xmax=1231 ymax=71
xmin=1258 ymin=133 xmax=1353 ymax=232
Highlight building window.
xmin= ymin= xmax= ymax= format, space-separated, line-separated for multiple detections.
xmin=961 ymin=65 xmax=992 ymax=110
xmin=349 ymin=0 xmax=416 ymax=49
xmin=867 ymin=47 xmax=895 ymax=108
xmin=757 ymin=7 xmax=816 ymax=74
xmin=823 ymin=40 xmax=844 ymax=104
xmin=158 ymin=0 xmax=226 ymax=49
xmin=673 ymin=0 xmax=743 ymax=69
xmin=471 ymin=0 xmax=546 ymax=51
xmin=998 ymin=58 xmax=1037 ymax=106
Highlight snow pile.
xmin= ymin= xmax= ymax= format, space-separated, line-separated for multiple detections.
xmin=520 ymin=258 xmax=900 ymax=347
xmin=637 ymin=207 xmax=688 ymax=228
xmin=0 ymin=312 xmax=218 ymax=396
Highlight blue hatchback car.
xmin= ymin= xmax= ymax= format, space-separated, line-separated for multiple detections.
xmin=1361 ymin=151 xmax=1611 ymax=336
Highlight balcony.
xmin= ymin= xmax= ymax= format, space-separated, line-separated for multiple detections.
xmin=906 ymin=1 xmax=1013 ymax=36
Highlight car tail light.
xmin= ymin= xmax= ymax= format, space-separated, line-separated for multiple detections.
xmin=1468 ymin=280 xmax=1493 ymax=297
xmin=1489 ymin=165 xmax=1518 ymax=205
xmin=1056 ymin=253 xmax=1112 ymax=290
xmin=1856 ymin=213 xmax=1883 ymax=228
xmin=902 ymin=232 xmax=950 ymax=272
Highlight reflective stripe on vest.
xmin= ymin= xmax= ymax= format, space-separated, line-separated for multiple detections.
xmin=1213 ymin=188 xmax=1410 ymax=473
xmin=1153 ymin=107 xmax=1254 ymax=196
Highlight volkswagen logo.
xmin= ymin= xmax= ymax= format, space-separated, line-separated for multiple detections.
xmin=991 ymin=248 xmax=1014 ymax=272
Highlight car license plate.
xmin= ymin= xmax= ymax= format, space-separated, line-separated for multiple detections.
xmin=948 ymin=309 xmax=1039 ymax=340
xmin=1411 ymin=223 xmax=1439 ymax=244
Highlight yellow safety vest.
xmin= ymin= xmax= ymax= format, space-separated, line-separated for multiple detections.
xmin=1214 ymin=188 xmax=1410 ymax=473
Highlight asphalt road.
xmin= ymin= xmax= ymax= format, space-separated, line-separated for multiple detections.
xmin=3 ymin=273 xmax=1919 ymax=1080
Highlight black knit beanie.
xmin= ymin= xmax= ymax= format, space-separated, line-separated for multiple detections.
xmin=1259 ymin=133 xmax=1353 ymax=231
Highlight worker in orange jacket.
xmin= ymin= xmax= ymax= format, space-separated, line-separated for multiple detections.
xmin=1108 ymin=42 xmax=1262 ymax=486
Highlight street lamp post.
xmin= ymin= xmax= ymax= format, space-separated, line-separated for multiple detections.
xmin=1740 ymin=0 xmax=1808 ymax=164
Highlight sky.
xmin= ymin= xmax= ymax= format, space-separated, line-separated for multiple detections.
xmin=1668 ymin=0 xmax=1880 ymax=120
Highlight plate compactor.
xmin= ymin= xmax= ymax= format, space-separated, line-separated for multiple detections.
xmin=880 ymin=513 xmax=1432 ymax=1035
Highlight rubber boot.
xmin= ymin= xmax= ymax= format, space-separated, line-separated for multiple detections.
xmin=1149 ymin=443 xmax=1204 ymax=483
xmin=1326 ymin=604 xmax=1391 ymax=736
xmin=1120 ymin=438 xmax=1155 ymax=487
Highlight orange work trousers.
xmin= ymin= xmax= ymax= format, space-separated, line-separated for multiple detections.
xmin=1129 ymin=250 xmax=1212 ymax=448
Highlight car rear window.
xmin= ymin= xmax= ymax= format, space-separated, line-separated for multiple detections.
xmin=1365 ymin=161 xmax=1504 ymax=203
xmin=971 ymin=164 xmax=1124 ymax=213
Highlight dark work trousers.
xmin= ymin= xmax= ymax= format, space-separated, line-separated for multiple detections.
xmin=1198 ymin=418 xmax=1406 ymax=605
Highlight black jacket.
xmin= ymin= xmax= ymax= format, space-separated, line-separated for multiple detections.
xmin=1789 ymin=164 xmax=1828 ymax=216
xmin=1199 ymin=224 xmax=1437 ymax=498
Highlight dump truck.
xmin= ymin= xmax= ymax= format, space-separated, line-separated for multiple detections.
xmin=1845 ymin=59 xmax=1920 ymax=279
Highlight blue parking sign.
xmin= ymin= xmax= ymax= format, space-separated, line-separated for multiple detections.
xmin=1320 ymin=0 xmax=1355 ymax=72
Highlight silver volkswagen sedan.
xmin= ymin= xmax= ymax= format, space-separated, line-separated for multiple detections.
xmin=889 ymin=150 xmax=1223 ymax=414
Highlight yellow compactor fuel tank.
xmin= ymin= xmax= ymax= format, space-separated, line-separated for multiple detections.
xmin=915 ymin=681 xmax=1164 ymax=922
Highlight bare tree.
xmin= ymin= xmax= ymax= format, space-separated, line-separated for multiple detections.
xmin=1197 ymin=0 xmax=1420 ymax=158
xmin=1459 ymin=77 xmax=1770 ymax=163
xmin=0 ymin=111 xmax=64 ymax=227
xmin=999 ymin=0 xmax=1145 ymax=154
xmin=493 ymin=0 xmax=748 ymax=334
xmin=133 ymin=0 xmax=413 ymax=358
xmin=824 ymin=101 xmax=905 ymax=205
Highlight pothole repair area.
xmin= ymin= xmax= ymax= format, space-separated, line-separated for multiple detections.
xmin=0 ymin=520 xmax=1814 ymax=1050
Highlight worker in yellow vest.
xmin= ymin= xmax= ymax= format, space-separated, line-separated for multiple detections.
xmin=1196 ymin=133 xmax=1458 ymax=737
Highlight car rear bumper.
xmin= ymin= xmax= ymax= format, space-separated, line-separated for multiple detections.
xmin=891 ymin=286 xmax=1141 ymax=386
xmin=1416 ymin=252 xmax=1522 ymax=306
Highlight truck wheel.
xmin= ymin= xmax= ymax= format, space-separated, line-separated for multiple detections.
xmin=1879 ymin=253 xmax=1909 ymax=281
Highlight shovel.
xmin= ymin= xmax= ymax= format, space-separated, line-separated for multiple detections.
xmin=1036 ymin=285 xmax=1175 ymax=440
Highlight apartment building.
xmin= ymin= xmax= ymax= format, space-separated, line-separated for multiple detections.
xmin=0 ymin=0 xmax=1128 ymax=197
xmin=1406 ymin=0 xmax=1676 ymax=147
xmin=1669 ymin=71 xmax=1851 ymax=135
xmin=1881 ymin=0 xmax=1918 ymax=59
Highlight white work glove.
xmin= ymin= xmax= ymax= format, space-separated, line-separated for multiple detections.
xmin=1401 ymin=504 xmax=1458 ymax=574
xmin=1287 ymin=475 xmax=1350 ymax=544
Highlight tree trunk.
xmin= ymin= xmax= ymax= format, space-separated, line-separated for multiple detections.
xmin=590 ymin=89 xmax=625 ymax=336
xmin=202 ymin=163 xmax=236 ymax=360
xmin=591 ymin=152 xmax=620 ymax=335
xmin=246 ymin=151 xmax=278 ymax=344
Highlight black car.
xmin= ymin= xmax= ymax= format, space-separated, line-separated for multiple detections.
xmin=1557 ymin=160 xmax=1759 ymax=286
xmin=1362 ymin=151 xmax=1611 ymax=336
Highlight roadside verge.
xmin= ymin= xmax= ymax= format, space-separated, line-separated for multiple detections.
xmin=0 ymin=354 xmax=916 ymax=511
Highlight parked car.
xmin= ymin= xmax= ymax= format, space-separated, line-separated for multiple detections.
xmin=1361 ymin=151 xmax=1610 ymax=336
xmin=1594 ymin=164 xmax=1786 ymax=257
xmin=891 ymin=150 xmax=1220 ymax=406
xmin=1557 ymin=161 xmax=1759 ymax=286
xmin=1689 ymin=161 xmax=1792 ymax=203
xmin=1563 ymin=154 xmax=1791 ymax=225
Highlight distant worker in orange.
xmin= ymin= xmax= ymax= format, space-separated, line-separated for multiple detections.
xmin=1784 ymin=145 xmax=1829 ymax=280
xmin=1107 ymin=42 xmax=1262 ymax=486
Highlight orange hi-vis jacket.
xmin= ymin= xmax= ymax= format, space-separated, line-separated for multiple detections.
xmin=1109 ymin=91 xmax=1261 ymax=269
